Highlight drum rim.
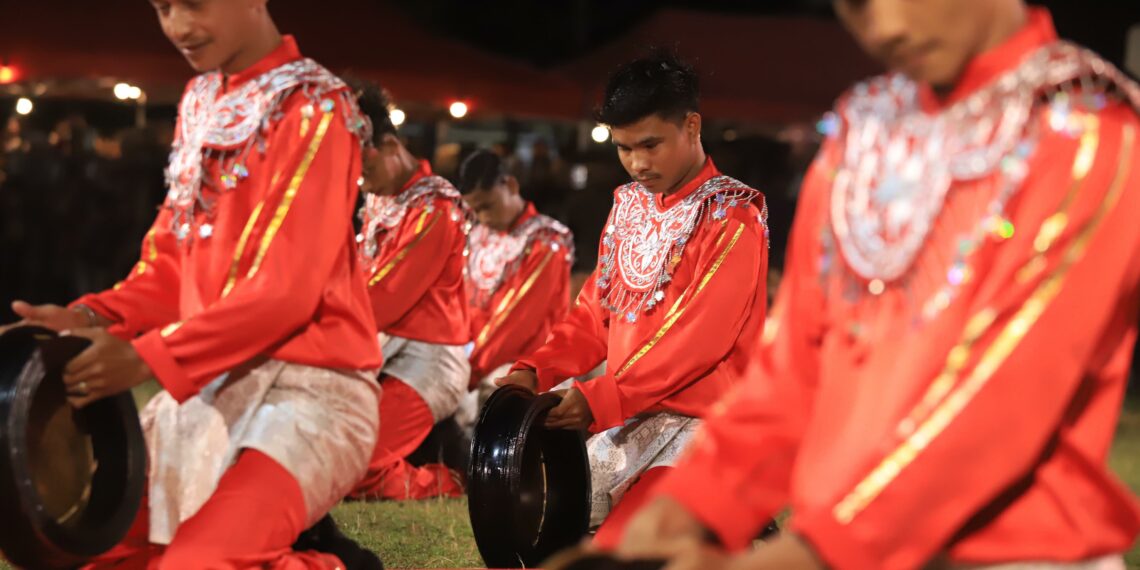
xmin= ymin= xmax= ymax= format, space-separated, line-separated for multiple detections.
xmin=0 ymin=326 xmax=146 ymax=569
xmin=468 ymin=384 xmax=590 ymax=568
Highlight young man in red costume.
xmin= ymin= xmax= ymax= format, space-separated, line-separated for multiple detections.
xmin=498 ymin=51 xmax=770 ymax=548
xmin=617 ymin=1 xmax=1140 ymax=569
xmin=347 ymin=81 xmax=469 ymax=501
xmin=3 ymin=1 xmax=387 ymax=568
xmin=456 ymin=149 xmax=574 ymax=419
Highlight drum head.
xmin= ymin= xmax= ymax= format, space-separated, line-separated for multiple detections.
xmin=468 ymin=385 xmax=591 ymax=568
xmin=0 ymin=325 xmax=146 ymax=569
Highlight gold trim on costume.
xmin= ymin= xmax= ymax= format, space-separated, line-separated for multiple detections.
xmin=368 ymin=210 xmax=440 ymax=287
xmin=1021 ymin=114 xmax=1101 ymax=281
xmin=246 ymin=111 xmax=335 ymax=280
xmin=475 ymin=249 xmax=556 ymax=348
xmin=833 ymin=124 xmax=1134 ymax=525
xmin=614 ymin=223 xmax=745 ymax=378
xmin=160 ymin=321 xmax=183 ymax=338
xmin=898 ymin=116 xmax=1101 ymax=440
xmin=133 ymin=228 xmax=159 ymax=276
xmin=221 ymin=202 xmax=266 ymax=298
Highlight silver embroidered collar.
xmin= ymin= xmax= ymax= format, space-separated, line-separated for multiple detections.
xmin=829 ymin=41 xmax=1140 ymax=284
xmin=357 ymin=175 xmax=470 ymax=260
xmin=596 ymin=175 xmax=761 ymax=322
xmin=165 ymin=58 xmax=355 ymax=242
xmin=467 ymin=213 xmax=573 ymax=307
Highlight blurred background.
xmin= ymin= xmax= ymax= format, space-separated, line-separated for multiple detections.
xmin=0 ymin=0 xmax=1136 ymax=327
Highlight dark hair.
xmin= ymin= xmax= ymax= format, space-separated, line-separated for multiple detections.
xmin=594 ymin=49 xmax=700 ymax=127
xmin=458 ymin=149 xmax=508 ymax=194
xmin=344 ymin=77 xmax=396 ymax=144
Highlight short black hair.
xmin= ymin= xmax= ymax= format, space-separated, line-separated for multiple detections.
xmin=458 ymin=149 xmax=508 ymax=194
xmin=345 ymin=77 xmax=396 ymax=145
xmin=594 ymin=49 xmax=700 ymax=128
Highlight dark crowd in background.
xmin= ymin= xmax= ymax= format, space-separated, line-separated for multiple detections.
xmin=0 ymin=105 xmax=810 ymax=305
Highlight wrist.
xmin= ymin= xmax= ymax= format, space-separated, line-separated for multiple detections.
xmin=71 ymin=305 xmax=99 ymax=327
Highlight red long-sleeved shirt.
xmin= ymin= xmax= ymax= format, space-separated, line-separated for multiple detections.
xmin=514 ymin=159 xmax=769 ymax=433
xmin=467 ymin=203 xmax=573 ymax=386
xmin=76 ymin=37 xmax=382 ymax=402
xmin=360 ymin=160 xmax=470 ymax=345
xmin=653 ymin=10 xmax=1140 ymax=568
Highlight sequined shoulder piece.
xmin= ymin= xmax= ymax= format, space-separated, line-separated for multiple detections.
xmin=828 ymin=40 xmax=1140 ymax=284
xmin=466 ymin=213 xmax=575 ymax=307
xmin=357 ymin=175 xmax=472 ymax=260
xmin=596 ymin=175 xmax=762 ymax=322
xmin=166 ymin=58 xmax=368 ymax=242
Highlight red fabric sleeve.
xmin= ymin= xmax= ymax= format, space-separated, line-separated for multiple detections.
xmin=574 ymin=206 xmax=768 ymax=431
xmin=512 ymin=269 xmax=610 ymax=390
xmin=71 ymin=193 xmax=181 ymax=338
xmin=368 ymin=200 xmax=465 ymax=331
xmin=469 ymin=241 xmax=571 ymax=384
xmin=648 ymin=157 xmax=831 ymax=550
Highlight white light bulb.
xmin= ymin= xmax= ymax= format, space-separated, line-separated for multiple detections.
xmin=114 ymin=82 xmax=132 ymax=100
xmin=591 ymin=124 xmax=610 ymax=143
xmin=390 ymin=108 xmax=406 ymax=127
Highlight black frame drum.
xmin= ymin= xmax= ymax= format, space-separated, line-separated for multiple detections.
xmin=0 ymin=325 xmax=146 ymax=569
xmin=468 ymin=384 xmax=591 ymax=568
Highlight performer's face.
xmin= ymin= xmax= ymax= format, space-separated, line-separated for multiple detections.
xmin=149 ymin=0 xmax=264 ymax=73
xmin=463 ymin=176 xmax=522 ymax=232
xmin=360 ymin=136 xmax=406 ymax=197
xmin=834 ymin=0 xmax=1001 ymax=88
xmin=611 ymin=113 xmax=703 ymax=195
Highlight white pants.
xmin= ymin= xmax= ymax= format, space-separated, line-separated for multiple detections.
xmin=141 ymin=359 xmax=380 ymax=544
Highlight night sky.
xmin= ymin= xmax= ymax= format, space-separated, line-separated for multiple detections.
xmin=397 ymin=0 xmax=1140 ymax=69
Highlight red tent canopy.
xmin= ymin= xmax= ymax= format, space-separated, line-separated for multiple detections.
xmin=0 ymin=0 xmax=583 ymax=118
xmin=556 ymin=8 xmax=882 ymax=124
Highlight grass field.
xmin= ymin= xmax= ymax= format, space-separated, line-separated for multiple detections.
xmin=2 ymin=397 xmax=1138 ymax=569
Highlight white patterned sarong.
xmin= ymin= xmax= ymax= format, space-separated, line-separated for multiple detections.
xmin=585 ymin=412 xmax=700 ymax=528
xmin=141 ymin=359 xmax=381 ymax=544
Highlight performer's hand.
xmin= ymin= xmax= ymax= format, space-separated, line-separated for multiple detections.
xmin=544 ymin=387 xmax=593 ymax=430
xmin=731 ymin=533 xmax=824 ymax=570
xmin=617 ymin=496 xmax=709 ymax=560
xmin=61 ymin=328 xmax=153 ymax=409
xmin=4 ymin=301 xmax=94 ymax=333
xmin=495 ymin=369 xmax=538 ymax=392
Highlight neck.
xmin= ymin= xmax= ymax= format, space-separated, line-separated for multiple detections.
xmin=389 ymin=148 xmax=421 ymax=194
xmin=221 ymin=20 xmax=283 ymax=75
xmin=935 ymin=2 xmax=1028 ymax=92
xmin=663 ymin=148 xmax=707 ymax=197
xmin=977 ymin=1 xmax=1028 ymax=55
xmin=502 ymin=198 xmax=527 ymax=230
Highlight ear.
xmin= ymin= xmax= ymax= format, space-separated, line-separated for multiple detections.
xmin=686 ymin=112 xmax=703 ymax=142
xmin=377 ymin=132 xmax=402 ymax=154
xmin=505 ymin=175 xmax=521 ymax=196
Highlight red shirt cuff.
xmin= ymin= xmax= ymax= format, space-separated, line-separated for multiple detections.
xmin=72 ymin=295 xmax=142 ymax=338
xmin=574 ymin=374 xmax=623 ymax=432
xmin=69 ymin=295 xmax=116 ymax=323
xmin=133 ymin=330 xmax=197 ymax=403
xmin=651 ymin=460 xmax=764 ymax=551
xmin=790 ymin=510 xmax=884 ymax=570
xmin=511 ymin=358 xmax=562 ymax=392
